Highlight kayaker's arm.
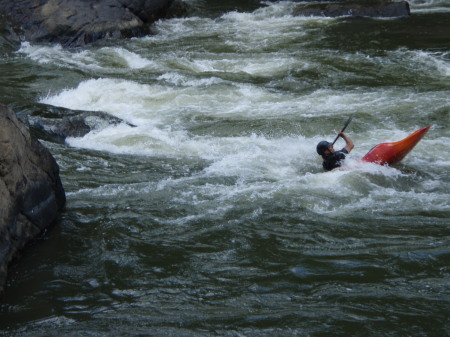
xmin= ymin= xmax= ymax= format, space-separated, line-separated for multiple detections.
xmin=339 ymin=132 xmax=354 ymax=153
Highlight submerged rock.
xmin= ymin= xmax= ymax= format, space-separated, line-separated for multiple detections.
xmin=0 ymin=0 xmax=187 ymax=47
xmin=293 ymin=1 xmax=411 ymax=18
xmin=0 ymin=104 xmax=66 ymax=293
xmin=27 ymin=105 xmax=136 ymax=143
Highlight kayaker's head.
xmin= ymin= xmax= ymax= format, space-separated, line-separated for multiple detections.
xmin=316 ymin=141 xmax=334 ymax=157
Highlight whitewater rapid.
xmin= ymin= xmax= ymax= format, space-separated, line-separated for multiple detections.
xmin=2 ymin=1 xmax=449 ymax=336
xmin=16 ymin=1 xmax=448 ymax=218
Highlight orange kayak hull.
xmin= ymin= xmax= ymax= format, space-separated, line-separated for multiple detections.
xmin=361 ymin=126 xmax=430 ymax=166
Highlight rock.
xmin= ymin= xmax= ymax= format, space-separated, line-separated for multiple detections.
xmin=293 ymin=1 xmax=411 ymax=18
xmin=0 ymin=104 xmax=66 ymax=293
xmin=0 ymin=0 xmax=188 ymax=47
xmin=27 ymin=105 xmax=137 ymax=143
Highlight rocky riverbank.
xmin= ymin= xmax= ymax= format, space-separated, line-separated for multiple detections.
xmin=0 ymin=0 xmax=188 ymax=47
xmin=0 ymin=104 xmax=66 ymax=293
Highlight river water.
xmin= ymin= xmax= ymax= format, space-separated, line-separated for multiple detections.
xmin=1 ymin=0 xmax=449 ymax=336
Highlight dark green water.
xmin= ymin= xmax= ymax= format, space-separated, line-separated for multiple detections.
xmin=1 ymin=1 xmax=449 ymax=336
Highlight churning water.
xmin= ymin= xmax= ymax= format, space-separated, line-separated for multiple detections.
xmin=0 ymin=0 xmax=449 ymax=336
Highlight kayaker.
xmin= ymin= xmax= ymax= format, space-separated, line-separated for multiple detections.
xmin=316 ymin=132 xmax=354 ymax=171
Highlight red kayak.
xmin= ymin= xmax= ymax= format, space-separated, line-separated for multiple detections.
xmin=361 ymin=126 xmax=430 ymax=166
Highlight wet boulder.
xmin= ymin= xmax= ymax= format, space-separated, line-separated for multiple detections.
xmin=293 ymin=1 xmax=411 ymax=18
xmin=0 ymin=0 xmax=187 ymax=47
xmin=0 ymin=104 xmax=66 ymax=293
xmin=27 ymin=105 xmax=136 ymax=143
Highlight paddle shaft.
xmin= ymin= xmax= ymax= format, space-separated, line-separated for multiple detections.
xmin=331 ymin=117 xmax=352 ymax=146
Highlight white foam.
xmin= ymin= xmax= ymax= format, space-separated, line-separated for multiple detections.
xmin=157 ymin=72 xmax=225 ymax=87
xmin=28 ymin=315 xmax=76 ymax=328
xmin=18 ymin=42 xmax=97 ymax=69
xmin=40 ymin=78 xmax=174 ymax=123
xmin=170 ymin=54 xmax=306 ymax=77
xmin=40 ymin=75 xmax=450 ymax=130
xmin=389 ymin=49 xmax=450 ymax=78
xmin=39 ymin=77 xmax=294 ymax=123
xmin=409 ymin=0 xmax=450 ymax=13
xmin=145 ymin=2 xmax=332 ymax=53
xmin=105 ymin=47 xmax=154 ymax=69
xmin=18 ymin=42 xmax=158 ymax=72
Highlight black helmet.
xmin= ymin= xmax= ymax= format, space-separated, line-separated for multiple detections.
xmin=316 ymin=141 xmax=330 ymax=156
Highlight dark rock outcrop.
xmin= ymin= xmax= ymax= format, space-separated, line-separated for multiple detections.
xmin=0 ymin=104 xmax=66 ymax=293
xmin=0 ymin=0 xmax=187 ymax=47
xmin=27 ymin=105 xmax=136 ymax=143
xmin=293 ymin=1 xmax=410 ymax=18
